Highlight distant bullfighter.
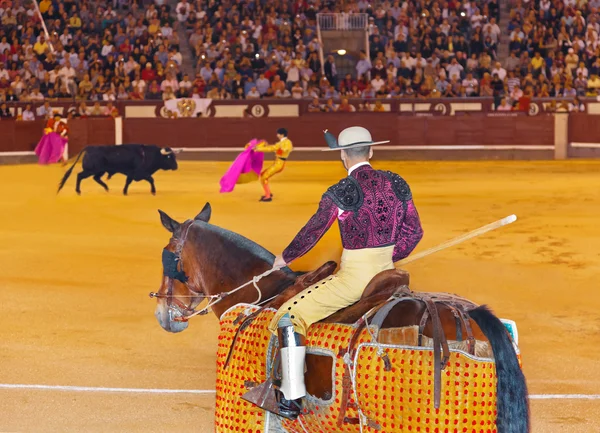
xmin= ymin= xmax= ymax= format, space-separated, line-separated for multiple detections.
xmin=57 ymin=144 xmax=179 ymax=195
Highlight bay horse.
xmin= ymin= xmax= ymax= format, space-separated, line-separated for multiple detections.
xmin=153 ymin=203 xmax=529 ymax=433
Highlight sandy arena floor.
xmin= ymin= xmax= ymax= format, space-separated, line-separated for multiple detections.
xmin=0 ymin=159 xmax=599 ymax=433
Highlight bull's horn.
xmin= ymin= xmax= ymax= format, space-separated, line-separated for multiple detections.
xmin=160 ymin=148 xmax=172 ymax=155
xmin=173 ymin=149 xmax=183 ymax=154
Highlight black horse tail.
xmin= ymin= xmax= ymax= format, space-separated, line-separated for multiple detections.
xmin=57 ymin=148 xmax=86 ymax=194
xmin=468 ymin=305 xmax=530 ymax=433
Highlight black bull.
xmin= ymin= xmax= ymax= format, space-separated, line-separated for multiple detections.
xmin=57 ymin=144 xmax=179 ymax=195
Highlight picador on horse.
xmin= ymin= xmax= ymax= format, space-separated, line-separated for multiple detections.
xmin=262 ymin=126 xmax=424 ymax=419
xmin=152 ymin=125 xmax=529 ymax=433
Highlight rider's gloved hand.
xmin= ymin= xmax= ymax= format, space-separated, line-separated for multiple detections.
xmin=272 ymin=255 xmax=287 ymax=270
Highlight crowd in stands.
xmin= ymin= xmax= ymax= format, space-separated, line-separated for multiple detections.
xmin=0 ymin=0 xmax=598 ymax=116
xmin=0 ymin=0 xmax=185 ymax=119
xmin=183 ymin=0 xmax=505 ymax=102
xmin=179 ymin=0 xmax=596 ymax=111
xmin=502 ymin=0 xmax=600 ymax=103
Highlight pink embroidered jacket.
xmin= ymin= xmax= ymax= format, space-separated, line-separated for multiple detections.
xmin=282 ymin=165 xmax=423 ymax=264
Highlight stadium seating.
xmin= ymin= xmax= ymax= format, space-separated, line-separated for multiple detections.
xmin=0 ymin=0 xmax=592 ymax=113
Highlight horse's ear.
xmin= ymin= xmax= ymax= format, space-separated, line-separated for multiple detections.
xmin=194 ymin=202 xmax=211 ymax=222
xmin=158 ymin=209 xmax=181 ymax=233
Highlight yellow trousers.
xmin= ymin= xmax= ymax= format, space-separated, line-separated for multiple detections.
xmin=260 ymin=159 xmax=286 ymax=185
xmin=268 ymin=246 xmax=395 ymax=336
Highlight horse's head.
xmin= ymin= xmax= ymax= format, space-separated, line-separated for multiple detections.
xmin=153 ymin=203 xmax=212 ymax=333
xmin=152 ymin=201 xmax=299 ymax=332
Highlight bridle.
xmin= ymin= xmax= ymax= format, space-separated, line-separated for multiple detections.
xmin=149 ymin=220 xmax=204 ymax=322
xmin=149 ymin=220 xmax=279 ymax=322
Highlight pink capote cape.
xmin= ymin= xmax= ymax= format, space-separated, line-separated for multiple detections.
xmin=35 ymin=132 xmax=68 ymax=164
xmin=219 ymin=139 xmax=265 ymax=193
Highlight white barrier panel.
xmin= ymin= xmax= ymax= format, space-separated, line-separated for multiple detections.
xmin=115 ymin=116 xmax=123 ymax=145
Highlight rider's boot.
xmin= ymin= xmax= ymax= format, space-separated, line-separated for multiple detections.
xmin=275 ymin=314 xmax=306 ymax=420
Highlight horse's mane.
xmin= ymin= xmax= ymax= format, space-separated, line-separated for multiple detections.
xmin=194 ymin=220 xmax=300 ymax=276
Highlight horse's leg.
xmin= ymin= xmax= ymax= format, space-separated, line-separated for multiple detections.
xmin=93 ymin=172 xmax=109 ymax=191
xmin=145 ymin=175 xmax=156 ymax=195
xmin=123 ymin=175 xmax=134 ymax=195
xmin=76 ymin=170 xmax=93 ymax=195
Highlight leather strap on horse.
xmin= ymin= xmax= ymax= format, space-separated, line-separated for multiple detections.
xmin=366 ymin=293 xmax=450 ymax=409
xmin=336 ymin=289 xmax=412 ymax=427
xmin=336 ymin=302 xmax=391 ymax=429
xmin=447 ymin=302 xmax=476 ymax=355
xmin=337 ymin=291 xmax=454 ymax=429
xmin=460 ymin=307 xmax=476 ymax=354
xmin=338 ymin=285 xmax=412 ymax=362
xmin=367 ymin=296 xmax=410 ymax=371
xmin=336 ymin=289 xmax=483 ymax=427
xmin=224 ymin=307 xmax=266 ymax=369
xmin=424 ymin=294 xmax=477 ymax=356
xmin=453 ymin=302 xmax=476 ymax=355
xmin=417 ymin=308 xmax=430 ymax=346
xmin=420 ymin=296 xmax=450 ymax=409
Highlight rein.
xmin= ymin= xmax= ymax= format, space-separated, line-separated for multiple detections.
xmin=178 ymin=267 xmax=278 ymax=321
xmin=149 ymin=219 xmax=282 ymax=322
xmin=150 ymin=214 xmax=517 ymax=323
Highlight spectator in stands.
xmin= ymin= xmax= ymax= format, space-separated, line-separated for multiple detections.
xmin=588 ymin=74 xmax=600 ymax=92
xmin=531 ymin=52 xmax=544 ymax=78
xmin=291 ymin=82 xmax=304 ymax=99
xmin=247 ymin=86 xmax=261 ymax=99
xmin=162 ymin=86 xmax=176 ymax=100
xmin=179 ymin=74 xmax=193 ymax=97
xmin=104 ymin=102 xmax=119 ymax=117
xmin=505 ymin=52 xmax=520 ymax=72
xmin=569 ymin=97 xmax=585 ymax=112
xmin=337 ymin=98 xmax=354 ymax=112
xmin=77 ymin=102 xmax=89 ymax=117
xmin=323 ymin=98 xmax=337 ymax=112
xmin=37 ymin=102 xmax=52 ymax=119
xmin=510 ymin=84 xmax=524 ymax=102
xmin=5 ymin=88 xmax=18 ymax=102
xmin=307 ymin=97 xmax=322 ymax=112
xmin=479 ymin=73 xmax=493 ymax=97
xmin=271 ymin=75 xmax=286 ymax=97
xmin=0 ymin=103 xmax=11 ymax=117
xmin=574 ymin=73 xmax=588 ymax=96
xmin=491 ymin=62 xmax=507 ymax=81
xmin=373 ymin=100 xmax=386 ymax=112
xmin=463 ymin=73 xmax=479 ymax=96
xmin=22 ymin=104 xmax=35 ymax=120
xmin=496 ymin=97 xmax=513 ymax=111
xmin=255 ymin=74 xmax=270 ymax=96
xmin=491 ymin=73 xmax=504 ymax=95
xmin=359 ymin=100 xmax=373 ymax=111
